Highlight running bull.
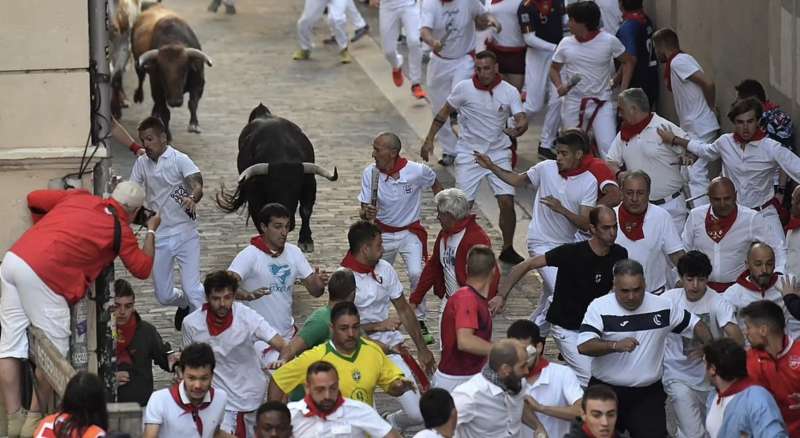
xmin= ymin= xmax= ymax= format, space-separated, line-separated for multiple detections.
xmin=216 ymin=104 xmax=338 ymax=253
xmin=109 ymin=0 xmax=141 ymax=119
xmin=131 ymin=4 xmax=212 ymax=138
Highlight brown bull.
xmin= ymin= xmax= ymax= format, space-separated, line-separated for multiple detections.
xmin=109 ymin=0 xmax=141 ymax=118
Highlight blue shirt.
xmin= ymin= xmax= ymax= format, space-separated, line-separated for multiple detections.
xmin=616 ymin=14 xmax=659 ymax=105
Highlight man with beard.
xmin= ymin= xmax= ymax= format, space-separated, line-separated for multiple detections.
xmin=287 ymin=361 xmax=402 ymax=437
xmin=182 ymin=271 xmax=288 ymax=438
xmin=228 ymin=203 xmax=329 ymax=368
xmin=722 ymin=242 xmax=800 ymax=339
xmin=359 ymin=132 xmax=442 ymax=344
xmin=578 ymin=259 xmax=712 ymax=437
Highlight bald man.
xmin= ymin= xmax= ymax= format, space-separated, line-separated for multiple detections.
xmin=682 ymin=177 xmax=786 ymax=293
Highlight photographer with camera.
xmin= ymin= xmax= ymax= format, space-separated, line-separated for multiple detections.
xmin=0 ymin=181 xmax=159 ymax=437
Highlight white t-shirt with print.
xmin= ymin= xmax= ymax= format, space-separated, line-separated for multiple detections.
xmin=353 ymin=259 xmax=406 ymax=347
xmin=358 ymin=162 xmax=437 ymax=227
xmin=524 ymin=363 xmax=584 ymax=438
xmin=552 ymin=32 xmax=625 ymax=100
xmin=440 ymin=229 xmax=466 ymax=298
xmin=421 ymin=0 xmax=486 ymax=59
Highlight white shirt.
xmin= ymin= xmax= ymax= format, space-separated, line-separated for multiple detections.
xmin=130 ymin=146 xmax=201 ymax=237
xmin=486 ymin=0 xmax=525 ymax=47
xmin=143 ymin=383 xmax=227 ymax=438
xmin=788 ymin=228 xmax=800 ymax=277
xmin=413 ymin=430 xmax=446 ymax=438
xmin=592 ymin=0 xmax=622 ymax=35
xmin=688 ymin=135 xmax=800 ymax=209
xmin=182 ymin=302 xmax=279 ymax=412
xmin=526 ymin=160 xmax=598 ymax=248
xmin=453 ymin=373 xmax=527 ymax=438
xmin=353 ymin=259 xmax=406 ymax=347
xmin=441 ymin=229 xmax=466 ymax=298
xmin=614 ymin=204 xmax=684 ymax=293
xmin=578 ymin=292 xmax=699 ymax=387
xmin=358 ymin=161 xmax=436 ymax=227
xmin=421 ymin=0 xmax=486 ymax=59
xmin=228 ymin=243 xmax=314 ymax=338
xmin=523 ymin=363 xmax=584 ymax=438
xmin=668 ymin=53 xmax=719 ymax=139
xmin=662 ymin=287 xmax=737 ymax=388
xmin=706 ymin=392 xmax=735 ymax=438
xmin=722 ymin=278 xmax=800 ymax=339
xmin=607 ymin=114 xmax=689 ymax=200
xmin=682 ymin=204 xmax=785 ymax=283
xmin=552 ymin=32 xmax=625 ymax=100
xmin=447 ymin=78 xmax=523 ymax=155
xmin=288 ymin=397 xmax=393 ymax=438
xmin=380 ymin=0 xmax=414 ymax=11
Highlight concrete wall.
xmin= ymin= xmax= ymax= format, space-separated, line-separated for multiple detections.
xmin=646 ymin=0 xmax=799 ymax=132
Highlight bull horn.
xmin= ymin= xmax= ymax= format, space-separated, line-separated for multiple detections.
xmin=186 ymin=48 xmax=214 ymax=67
xmin=138 ymin=49 xmax=159 ymax=67
xmin=238 ymin=163 xmax=269 ymax=183
xmin=303 ymin=163 xmax=338 ymax=181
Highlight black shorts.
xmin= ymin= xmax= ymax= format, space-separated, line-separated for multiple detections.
xmin=491 ymin=49 xmax=526 ymax=75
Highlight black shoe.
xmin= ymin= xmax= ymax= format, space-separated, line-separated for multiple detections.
xmin=351 ymin=25 xmax=369 ymax=43
xmin=174 ymin=306 xmax=190 ymax=331
xmin=538 ymin=146 xmax=556 ymax=160
xmin=437 ymin=154 xmax=455 ymax=166
xmin=418 ymin=320 xmax=435 ymax=345
xmin=499 ymin=247 xmax=525 ymax=265
xmin=224 ymin=4 xmax=236 ymax=14
xmin=207 ymin=0 xmax=221 ymax=12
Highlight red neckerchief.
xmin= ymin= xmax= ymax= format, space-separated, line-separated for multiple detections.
xmin=734 ymin=128 xmax=767 ymax=145
xmin=735 ymin=270 xmax=780 ymax=295
xmin=575 ymin=30 xmax=600 ymax=43
xmin=787 ymin=217 xmax=800 ymax=232
xmin=250 ymin=235 xmax=282 ymax=258
xmin=382 ymin=157 xmax=408 ymax=181
xmin=622 ymin=10 xmax=648 ymax=26
xmin=527 ymin=357 xmax=550 ymax=378
xmin=203 ymin=304 xmax=233 ymax=336
xmin=303 ymin=393 xmax=345 ymax=420
xmin=340 ymin=252 xmax=381 ymax=283
xmin=664 ymin=51 xmax=682 ymax=92
xmin=559 ymin=154 xmax=592 ymax=178
xmin=716 ymin=377 xmax=756 ymax=404
xmin=169 ymin=383 xmax=215 ymax=435
xmin=116 ymin=313 xmax=138 ymax=366
xmin=620 ymin=113 xmax=653 ymax=142
xmin=472 ymin=74 xmax=503 ymax=96
xmin=705 ymin=206 xmax=738 ymax=243
xmin=618 ymin=205 xmax=646 ymax=241
xmin=763 ymin=100 xmax=779 ymax=112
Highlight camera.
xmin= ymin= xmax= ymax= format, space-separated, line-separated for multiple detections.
xmin=132 ymin=207 xmax=156 ymax=227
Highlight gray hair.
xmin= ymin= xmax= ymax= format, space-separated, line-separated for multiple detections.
xmin=619 ymin=88 xmax=650 ymax=113
xmin=374 ymin=132 xmax=402 ymax=152
xmin=621 ymin=169 xmax=651 ymax=193
xmin=612 ymin=259 xmax=644 ymax=278
xmin=435 ymin=188 xmax=470 ymax=220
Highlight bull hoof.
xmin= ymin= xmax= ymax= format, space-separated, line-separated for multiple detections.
xmin=188 ymin=123 xmax=202 ymax=133
xmin=134 ymin=89 xmax=144 ymax=103
xmin=298 ymin=241 xmax=315 ymax=253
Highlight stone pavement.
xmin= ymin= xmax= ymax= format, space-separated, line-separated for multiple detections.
xmin=112 ymin=0 xmax=548 ymax=433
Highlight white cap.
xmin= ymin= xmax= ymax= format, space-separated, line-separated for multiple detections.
xmin=111 ymin=181 xmax=146 ymax=210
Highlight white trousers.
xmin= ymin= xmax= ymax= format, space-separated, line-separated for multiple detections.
xmin=524 ymin=48 xmax=561 ymax=149
xmin=380 ymin=5 xmax=422 ymax=84
xmin=386 ymin=353 xmax=424 ymax=429
xmin=327 ymin=0 xmax=367 ymax=33
xmin=527 ymin=244 xmax=557 ymax=337
xmin=431 ymin=369 xmax=473 ymax=392
xmin=298 ymin=0 xmax=348 ymax=50
xmin=426 ymin=54 xmax=474 ymax=156
xmin=685 ymin=129 xmax=719 ymax=208
xmin=551 ymin=325 xmax=592 ymax=387
xmin=561 ymin=93 xmax=617 ymax=158
xmin=152 ymin=230 xmax=204 ymax=311
xmin=382 ymin=231 xmax=426 ymax=319
xmin=664 ymin=380 xmax=711 ymax=438
xmin=221 ymin=409 xmax=257 ymax=438
xmin=759 ymin=204 xmax=788 ymax=258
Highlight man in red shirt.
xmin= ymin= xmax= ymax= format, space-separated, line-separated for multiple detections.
xmin=433 ymin=245 xmax=495 ymax=392
xmin=0 ymin=181 xmax=159 ymax=437
xmin=742 ymin=299 xmax=800 ymax=436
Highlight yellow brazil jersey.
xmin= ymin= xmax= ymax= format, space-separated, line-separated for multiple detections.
xmin=272 ymin=337 xmax=404 ymax=405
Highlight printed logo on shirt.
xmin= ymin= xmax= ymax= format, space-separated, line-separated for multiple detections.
xmin=602 ymin=309 xmax=671 ymax=332
xmin=351 ymin=387 xmax=368 ymax=402
xmin=170 ymin=185 xmax=197 ymax=220
xmin=653 ymin=313 xmax=663 ymax=326
xmin=444 ymin=246 xmax=457 ymax=269
xmin=594 ymin=273 xmax=603 ymax=284
xmin=269 ymin=264 xmax=293 ymax=293
xmin=789 ymin=356 xmax=800 ymax=370
xmin=352 ymin=369 xmax=362 ymax=382
xmin=403 ymin=183 xmax=413 ymax=194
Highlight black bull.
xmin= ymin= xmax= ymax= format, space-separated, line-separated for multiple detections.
xmin=216 ymin=104 xmax=337 ymax=253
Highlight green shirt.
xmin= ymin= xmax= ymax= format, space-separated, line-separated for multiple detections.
xmin=298 ymin=306 xmax=332 ymax=348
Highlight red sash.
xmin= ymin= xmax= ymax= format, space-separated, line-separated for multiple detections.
xmin=578 ymin=97 xmax=606 ymax=133
xmin=169 ymin=384 xmax=215 ymax=436
xmin=705 ymin=206 xmax=738 ymax=243
xmin=396 ymin=346 xmax=431 ymax=393
xmin=376 ymin=220 xmax=429 ymax=260
xmin=203 ymin=304 xmax=233 ymax=336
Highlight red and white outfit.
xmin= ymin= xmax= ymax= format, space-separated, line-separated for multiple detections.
xmin=182 ymin=302 xmax=280 ymax=438
xmin=607 ymin=112 xmax=690 ymax=232
xmin=552 ymin=31 xmax=625 ymax=157
xmin=228 ymin=237 xmax=314 ymax=367
xmin=0 ymin=190 xmax=153 ymax=359
xmin=452 ymin=373 xmax=528 ymax=438
xmin=297 ymin=0 xmax=349 ymax=51
xmin=485 ymin=0 xmax=526 ymax=75
xmin=144 ymin=383 xmax=228 ymax=438
xmin=447 ymin=74 xmax=523 ymax=201
xmin=421 ymin=0 xmax=487 ymax=157
xmin=523 ymin=359 xmax=584 ymax=438
xmin=288 ymin=394 xmax=394 ymax=437
xmin=682 ymin=204 xmax=785 ymax=293
xmin=434 ymin=285 xmax=492 ymax=391
xmin=379 ymin=0 xmax=424 ymax=86
xmin=614 ymin=203 xmax=684 ymax=295
xmin=747 ymin=336 xmax=800 ymax=436
xmin=525 ymin=159 xmax=597 ymax=335
xmin=722 ymin=273 xmax=800 ymax=340
xmin=358 ymin=159 xmax=437 ymax=320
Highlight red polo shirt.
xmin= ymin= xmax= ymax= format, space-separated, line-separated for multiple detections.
xmin=438 ymin=286 xmax=492 ymax=376
xmin=747 ymin=336 xmax=800 ymax=436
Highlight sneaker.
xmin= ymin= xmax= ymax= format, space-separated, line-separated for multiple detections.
xmin=538 ymin=145 xmax=556 ymax=160
xmin=411 ymin=84 xmax=427 ymax=99
xmin=174 ymin=306 xmax=191 ymax=331
xmin=437 ymin=153 xmax=455 ymax=166
xmin=351 ymin=25 xmax=369 ymax=43
xmin=292 ymin=49 xmax=310 ymax=61
xmin=419 ymin=320 xmax=435 ymax=345
xmin=20 ymin=411 xmax=42 ymax=437
xmin=392 ymin=68 xmax=403 ymax=87
xmin=207 ymin=0 xmax=221 ymax=12
xmin=224 ymin=4 xmax=236 ymax=14
xmin=499 ymin=246 xmax=525 ymax=265
xmin=339 ymin=48 xmax=352 ymax=64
